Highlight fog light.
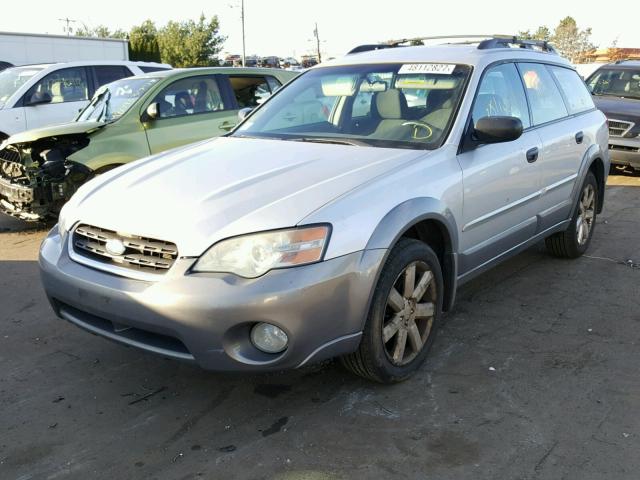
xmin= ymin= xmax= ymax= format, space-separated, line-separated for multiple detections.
xmin=251 ymin=323 xmax=288 ymax=353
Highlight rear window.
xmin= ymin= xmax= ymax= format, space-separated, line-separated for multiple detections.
xmin=548 ymin=66 xmax=595 ymax=114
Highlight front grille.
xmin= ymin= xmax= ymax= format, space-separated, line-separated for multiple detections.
xmin=0 ymin=145 xmax=21 ymax=164
xmin=608 ymin=119 xmax=634 ymax=137
xmin=73 ymin=224 xmax=178 ymax=274
xmin=56 ymin=301 xmax=194 ymax=361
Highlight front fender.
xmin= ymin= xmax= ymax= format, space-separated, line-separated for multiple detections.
xmin=365 ymin=197 xmax=460 ymax=312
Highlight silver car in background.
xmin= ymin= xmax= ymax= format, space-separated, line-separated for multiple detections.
xmin=40 ymin=37 xmax=609 ymax=383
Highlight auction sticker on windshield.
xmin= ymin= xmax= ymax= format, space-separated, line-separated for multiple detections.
xmin=398 ymin=64 xmax=456 ymax=75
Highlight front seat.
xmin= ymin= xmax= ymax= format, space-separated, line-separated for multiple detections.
xmin=372 ymin=89 xmax=409 ymax=138
xmin=422 ymin=89 xmax=454 ymax=130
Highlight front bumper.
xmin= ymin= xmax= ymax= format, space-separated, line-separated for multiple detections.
xmin=609 ymin=137 xmax=640 ymax=169
xmin=39 ymin=228 xmax=385 ymax=371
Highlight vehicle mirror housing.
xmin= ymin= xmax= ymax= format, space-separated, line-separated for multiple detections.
xmin=26 ymin=91 xmax=52 ymax=106
xmin=473 ymin=116 xmax=523 ymax=143
xmin=142 ymin=102 xmax=160 ymax=122
xmin=238 ymin=107 xmax=253 ymax=121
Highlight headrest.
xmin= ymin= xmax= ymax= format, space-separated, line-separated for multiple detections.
xmin=375 ymin=89 xmax=407 ymax=119
xmin=428 ymin=90 xmax=453 ymax=110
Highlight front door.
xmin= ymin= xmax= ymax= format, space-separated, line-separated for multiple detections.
xmin=457 ymin=62 xmax=542 ymax=277
xmin=23 ymin=67 xmax=90 ymax=129
xmin=144 ymin=75 xmax=237 ymax=155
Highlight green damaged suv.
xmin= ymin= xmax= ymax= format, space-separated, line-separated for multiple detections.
xmin=0 ymin=67 xmax=297 ymax=220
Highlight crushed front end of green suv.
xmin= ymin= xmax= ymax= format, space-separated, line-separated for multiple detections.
xmin=0 ymin=67 xmax=297 ymax=220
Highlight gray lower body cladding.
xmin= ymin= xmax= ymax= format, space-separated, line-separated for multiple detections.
xmin=39 ymin=228 xmax=386 ymax=371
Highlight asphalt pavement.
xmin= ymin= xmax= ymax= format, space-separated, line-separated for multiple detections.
xmin=1 ymin=173 xmax=639 ymax=480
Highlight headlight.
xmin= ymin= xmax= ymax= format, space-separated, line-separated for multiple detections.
xmin=192 ymin=225 xmax=330 ymax=278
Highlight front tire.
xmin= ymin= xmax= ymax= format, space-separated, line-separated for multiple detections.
xmin=341 ymin=238 xmax=443 ymax=383
xmin=545 ymin=171 xmax=598 ymax=259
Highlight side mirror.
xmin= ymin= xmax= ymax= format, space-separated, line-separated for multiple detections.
xmin=26 ymin=91 xmax=52 ymax=106
xmin=142 ymin=102 xmax=160 ymax=122
xmin=238 ymin=107 xmax=253 ymax=121
xmin=473 ymin=116 xmax=523 ymax=143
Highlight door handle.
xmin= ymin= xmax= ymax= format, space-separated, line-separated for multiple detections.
xmin=218 ymin=121 xmax=235 ymax=131
xmin=526 ymin=147 xmax=539 ymax=163
xmin=575 ymin=131 xmax=584 ymax=144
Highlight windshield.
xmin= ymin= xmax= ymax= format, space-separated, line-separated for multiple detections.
xmin=233 ymin=63 xmax=471 ymax=149
xmin=77 ymin=77 xmax=160 ymax=123
xmin=0 ymin=66 xmax=44 ymax=108
xmin=587 ymin=68 xmax=640 ymax=100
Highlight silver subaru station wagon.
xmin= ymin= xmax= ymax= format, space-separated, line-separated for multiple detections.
xmin=40 ymin=36 xmax=609 ymax=383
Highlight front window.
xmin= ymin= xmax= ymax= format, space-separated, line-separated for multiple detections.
xmin=77 ymin=77 xmax=159 ymax=123
xmin=587 ymin=68 xmax=640 ymax=100
xmin=0 ymin=66 xmax=44 ymax=108
xmin=233 ymin=63 xmax=471 ymax=149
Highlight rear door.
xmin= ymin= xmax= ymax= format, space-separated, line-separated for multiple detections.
xmin=457 ymin=62 xmax=543 ymax=276
xmin=22 ymin=67 xmax=90 ymax=129
xmin=518 ymin=63 xmax=591 ymax=230
xmin=144 ymin=74 xmax=237 ymax=154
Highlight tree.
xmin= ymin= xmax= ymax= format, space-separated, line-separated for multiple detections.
xmin=551 ymin=16 xmax=596 ymax=63
xmin=75 ymin=24 xmax=127 ymax=39
xmin=129 ymin=20 xmax=161 ymax=63
xmin=410 ymin=39 xmax=424 ymax=46
xmin=157 ymin=14 xmax=225 ymax=67
xmin=518 ymin=26 xmax=551 ymax=41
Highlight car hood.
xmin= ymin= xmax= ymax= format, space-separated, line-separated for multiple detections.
xmin=64 ymin=137 xmax=430 ymax=257
xmin=593 ymin=95 xmax=640 ymax=122
xmin=7 ymin=121 xmax=105 ymax=145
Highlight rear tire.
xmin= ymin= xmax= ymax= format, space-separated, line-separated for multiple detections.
xmin=545 ymin=171 xmax=598 ymax=259
xmin=341 ymin=238 xmax=443 ymax=383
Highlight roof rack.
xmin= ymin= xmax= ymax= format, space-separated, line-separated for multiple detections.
xmin=347 ymin=34 xmax=557 ymax=55
xmin=477 ymin=35 xmax=557 ymax=53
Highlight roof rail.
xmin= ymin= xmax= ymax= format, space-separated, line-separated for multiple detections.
xmin=347 ymin=34 xmax=558 ymax=55
xmin=477 ymin=35 xmax=557 ymax=53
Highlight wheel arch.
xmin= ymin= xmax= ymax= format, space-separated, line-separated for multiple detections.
xmin=572 ymin=144 xmax=608 ymax=216
xmin=365 ymin=198 xmax=459 ymax=312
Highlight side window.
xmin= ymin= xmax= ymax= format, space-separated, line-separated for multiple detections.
xmin=266 ymin=76 xmax=282 ymax=93
xmin=27 ymin=67 xmax=89 ymax=104
xmin=94 ymin=66 xmax=133 ymax=89
xmin=152 ymin=76 xmax=225 ymax=119
xmin=517 ymin=63 xmax=568 ymax=125
xmin=229 ymin=75 xmax=273 ymax=108
xmin=139 ymin=66 xmax=171 ymax=73
xmin=548 ymin=66 xmax=595 ymax=114
xmin=472 ymin=63 xmax=530 ymax=129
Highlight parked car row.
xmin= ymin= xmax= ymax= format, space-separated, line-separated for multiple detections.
xmin=32 ymin=36 xmax=609 ymax=383
xmin=222 ymin=54 xmax=307 ymax=70
xmin=0 ymin=65 xmax=296 ymax=220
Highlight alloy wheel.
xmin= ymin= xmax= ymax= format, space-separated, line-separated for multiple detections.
xmin=576 ymin=183 xmax=596 ymax=246
xmin=382 ymin=261 xmax=437 ymax=366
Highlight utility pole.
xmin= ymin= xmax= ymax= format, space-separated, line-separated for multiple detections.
xmin=313 ymin=22 xmax=321 ymax=63
xmin=58 ymin=17 xmax=76 ymax=36
xmin=241 ymin=0 xmax=246 ymax=67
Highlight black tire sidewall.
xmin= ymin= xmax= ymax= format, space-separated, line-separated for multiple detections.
xmin=362 ymin=238 xmax=444 ymax=383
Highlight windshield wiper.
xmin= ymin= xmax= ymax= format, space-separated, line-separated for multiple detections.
xmin=286 ymin=136 xmax=367 ymax=147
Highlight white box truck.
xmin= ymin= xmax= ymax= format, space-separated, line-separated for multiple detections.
xmin=0 ymin=31 xmax=129 ymax=66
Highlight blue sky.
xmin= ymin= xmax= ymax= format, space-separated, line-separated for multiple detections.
xmin=2 ymin=0 xmax=637 ymax=58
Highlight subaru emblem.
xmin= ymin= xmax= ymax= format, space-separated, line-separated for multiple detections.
xmin=105 ymin=238 xmax=126 ymax=256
